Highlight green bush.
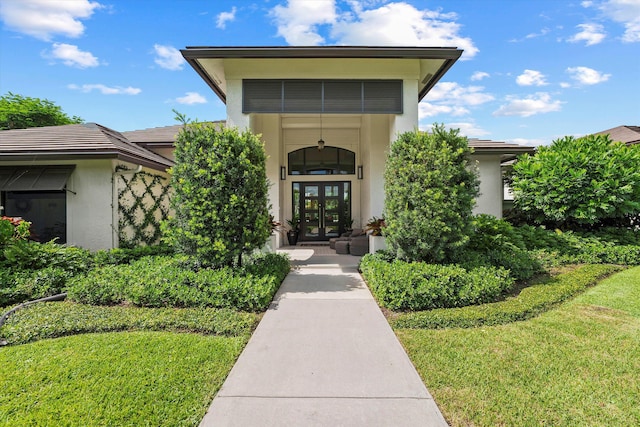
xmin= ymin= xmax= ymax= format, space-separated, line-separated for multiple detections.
xmin=510 ymin=134 xmax=640 ymax=228
xmin=162 ymin=118 xmax=271 ymax=268
xmin=511 ymin=225 xmax=640 ymax=266
xmin=92 ymin=245 xmax=173 ymax=267
xmin=360 ymin=253 xmax=513 ymax=311
xmin=383 ymin=125 xmax=479 ymax=263
xmin=392 ymin=264 xmax=622 ymax=329
xmin=459 ymin=215 xmax=543 ymax=280
xmin=0 ymin=302 xmax=258 ymax=345
xmin=2 ymin=240 xmax=92 ymax=274
xmin=67 ymin=253 xmax=290 ymax=311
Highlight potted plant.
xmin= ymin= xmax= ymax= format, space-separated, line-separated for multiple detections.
xmin=286 ymin=215 xmax=300 ymax=245
xmin=365 ymin=216 xmax=387 ymax=253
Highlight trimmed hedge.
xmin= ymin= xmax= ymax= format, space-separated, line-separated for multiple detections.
xmin=512 ymin=225 xmax=640 ymax=266
xmin=0 ymin=302 xmax=258 ymax=345
xmin=360 ymin=253 xmax=514 ymax=311
xmin=67 ymin=253 xmax=290 ymax=312
xmin=392 ymin=263 xmax=622 ymax=329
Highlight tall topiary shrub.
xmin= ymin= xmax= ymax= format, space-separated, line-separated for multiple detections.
xmin=162 ymin=117 xmax=270 ymax=268
xmin=510 ymin=134 xmax=640 ymax=228
xmin=384 ymin=125 xmax=479 ymax=263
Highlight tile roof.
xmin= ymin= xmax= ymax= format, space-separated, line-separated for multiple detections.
xmin=122 ymin=121 xmax=224 ymax=147
xmin=0 ymin=123 xmax=173 ymax=171
xmin=593 ymin=125 xmax=640 ymax=145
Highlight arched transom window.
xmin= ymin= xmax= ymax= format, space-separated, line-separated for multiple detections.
xmin=288 ymin=147 xmax=355 ymax=175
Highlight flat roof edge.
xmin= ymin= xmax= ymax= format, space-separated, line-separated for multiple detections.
xmin=181 ymin=46 xmax=463 ymax=60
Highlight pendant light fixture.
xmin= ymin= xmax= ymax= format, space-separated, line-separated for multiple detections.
xmin=317 ymin=114 xmax=325 ymax=151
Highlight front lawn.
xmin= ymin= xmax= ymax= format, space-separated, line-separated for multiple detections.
xmin=0 ymin=331 xmax=247 ymax=426
xmin=396 ymin=266 xmax=640 ymax=426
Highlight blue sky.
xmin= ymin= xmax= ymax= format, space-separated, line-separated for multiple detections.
xmin=1 ymin=0 xmax=638 ymax=145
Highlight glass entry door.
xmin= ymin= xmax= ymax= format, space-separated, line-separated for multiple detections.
xmin=297 ymin=182 xmax=350 ymax=241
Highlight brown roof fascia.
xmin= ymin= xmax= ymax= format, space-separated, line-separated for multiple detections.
xmin=181 ymin=46 xmax=463 ymax=104
xmin=0 ymin=151 xmax=172 ymax=172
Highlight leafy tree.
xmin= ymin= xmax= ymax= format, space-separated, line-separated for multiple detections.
xmin=0 ymin=92 xmax=83 ymax=130
xmin=510 ymin=134 xmax=640 ymax=228
xmin=384 ymin=125 xmax=479 ymax=263
xmin=162 ymin=115 xmax=270 ymax=268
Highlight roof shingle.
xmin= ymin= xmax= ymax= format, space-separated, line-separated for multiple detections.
xmin=0 ymin=123 xmax=173 ymax=170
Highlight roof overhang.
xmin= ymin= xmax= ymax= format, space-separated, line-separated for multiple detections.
xmin=181 ymin=46 xmax=463 ymax=104
xmin=0 ymin=152 xmax=172 ymax=172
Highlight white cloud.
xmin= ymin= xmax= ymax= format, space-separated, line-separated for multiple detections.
xmin=493 ymin=92 xmax=562 ymax=117
xmin=471 ymin=71 xmax=490 ymax=81
xmin=526 ymin=27 xmax=550 ymax=39
xmin=566 ymin=66 xmax=611 ymax=85
xmin=68 ymin=83 xmax=141 ymax=95
xmin=0 ymin=0 xmax=102 ymax=41
xmin=153 ymin=44 xmax=184 ymax=71
xmin=176 ymin=92 xmax=207 ymax=105
xmin=419 ymin=102 xmax=469 ymax=119
xmin=516 ymin=69 xmax=548 ymax=86
xmin=216 ymin=7 xmax=237 ymax=29
xmin=270 ymin=0 xmax=337 ymax=45
xmin=568 ymin=23 xmax=606 ymax=45
xmin=45 ymin=43 xmax=99 ymax=68
xmin=330 ymin=2 xmax=479 ymax=59
xmin=269 ymin=1 xmax=478 ymax=59
xmin=421 ymin=121 xmax=490 ymax=137
xmin=419 ymin=82 xmax=493 ymax=119
xmin=425 ymin=82 xmax=495 ymax=106
xmin=447 ymin=122 xmax=491 ymax=137
xmin=560 ymin=82 xmax=572 ymax=88
xmin=594 ymin=0 xmax=640 ymax=42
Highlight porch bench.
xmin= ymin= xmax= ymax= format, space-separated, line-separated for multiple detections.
xmin=335 ymin=240 xmax=350 ymax=254
xmin=329 ymin=228 xmax=365 ymax=249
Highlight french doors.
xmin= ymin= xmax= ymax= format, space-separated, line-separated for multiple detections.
xmin=297 ymin=182 xmax=350 ymax=241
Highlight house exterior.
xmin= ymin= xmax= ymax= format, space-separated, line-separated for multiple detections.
xmin=0 ymin=46 xmax=535 ymax=251
xmin=593 ymin=125 xmax=640 ymax=146
xmin=181 ymin=46 xmax=533 ymax=247
xmin=0 ymin=123 xmax=173 ymax=251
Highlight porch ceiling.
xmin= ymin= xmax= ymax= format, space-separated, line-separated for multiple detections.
xmin=181 ymin=46 xmax=462 ymax=104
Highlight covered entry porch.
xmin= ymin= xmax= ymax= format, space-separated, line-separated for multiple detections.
xmin=181 ymin=46 xmax=464 ymax=248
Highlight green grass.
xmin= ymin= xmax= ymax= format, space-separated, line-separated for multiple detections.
xmin=396 ymin=266 xmax=640 ymax=426
xmin=0 ymin=331 xmax=247 ymax=426
xmin=1 ymin=301 xmax=259 ymax=345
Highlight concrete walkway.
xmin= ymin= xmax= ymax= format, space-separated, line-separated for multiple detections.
xmin=199 ymin=247 xmax=448 ymax=426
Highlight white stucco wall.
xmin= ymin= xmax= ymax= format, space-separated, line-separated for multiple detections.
xmin=0 ymin=159 xmax=114 ymax=251
xmin=472 ymin=154 xmax=504 ymax=218
xmin=251 ymin=114 xmax=283 ymax=247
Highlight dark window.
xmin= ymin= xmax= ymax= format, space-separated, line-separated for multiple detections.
xmin=2 ymin=191 xmax=66 ymax=243
xmin=288 ymin=147 xmax=356 ymax=175
xmin=242 ymin=80 xmax=282 ymax=112
xmin=284 ymin=81 xmax=322 ymax=112
xmin=243 ymin=79 xmax=402 ymax=114
xmin=324 ymin=81 xmax=362 ymax=113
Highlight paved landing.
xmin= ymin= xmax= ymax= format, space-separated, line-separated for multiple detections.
xmin=199 ymin=247 xmax=448 ymax=426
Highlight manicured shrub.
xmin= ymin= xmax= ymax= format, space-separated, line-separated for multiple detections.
xmin=360 ymin=253 xmax=513 ymax=311
xmin=162 ymin=117 xmax=271 ymax=268
xmin=2 ymin=240 xmax=91 ymax=274
xmin=0 ymin=302 xmax=258 ymax=345
xmin=511 ymin=225 xmax=640 ymax=266
xmin=384 ymin=125 xmax=479 ymax=263
xmin=459 ymin=215 xmax=543 ymax=281
xmin=67 ymin=253 xmax=290 ymax=312
xmin=392 ymin=264 xmax=622 ymax=329
xmin=92 ymin=245 xmax=173 ymax=267
xmin=510 ymin=134 xmax=640 ymax=228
